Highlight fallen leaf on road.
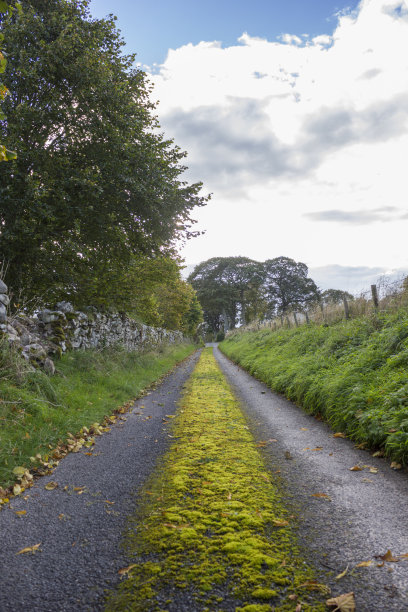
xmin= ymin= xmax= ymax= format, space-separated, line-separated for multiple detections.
xmin=15 ymin=510 xmax=26 ymax=516
xmin=17 ymin=543 xmax=41 ymax=555
xmin=312 ymin=493 xmax=331 ymax=500
xmin=44 ymin=481 xmax=58 ymax=490
xmin=118 ymin=564 xmax=137 ymax=576
xmin=333 ymin=433 xmax=346 ymax=438
xmin=326 ymin=592 xmax=355 ymax=611
xmin=335 ymin=565 xmax=349 ymax=580
xmin=375 ymin=550 xmax=399 ymax=563
xmin=355 ymin=560 xmax=373 ymax=567
xmin=299 ymin=580 xmax=330 ymax=594
xmin=390 ymin=462 xmax=402 ymax=470
xmin=105 ymin=500 xmax=115 ymax=505
xmin=13 ymin=484 xmax=22 ymax=496
xmin=398 ymin=553 xmax=408 ymax=559
xmin=349 ymin=466 xmax=363 ymax=472
xmin=312 ymin=447 xmax=323 ymax=451
xmin=285 ymin=451 xmax=293 ymax=460
xmin=369 ymin=467 xmax=378 ymax=474
xmin=301 ymin=428 xmax=308 ymax=431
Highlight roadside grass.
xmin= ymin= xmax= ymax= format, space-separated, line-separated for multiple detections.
xmin=106 ymin=348 xmax=326 ymax=612
xmin=220 ymin=308 xmax=408 ymax=464
xmin=0 ymin=342 xmax=196 ymax=488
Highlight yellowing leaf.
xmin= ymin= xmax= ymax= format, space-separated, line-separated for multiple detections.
xmin=118 ymin=564 xmax=137 ymax=576
xmin=12 ymin=466 xmax=26 ymax=477
xmin=44 ymin=481 xmax=58 ymax=490
xmin=369 ymin=467 xmax=378 ymax=474
xmin=16 ymin=543 xmax=41 ymax=555
xmin=355 ymin=560 xmax=372 ymax=567
xmin=335 ymin=565 xmax=349 ymax=580
xmin=13 ymin=484 xmax=22 ymax=496
xmin=301 ymin=427 xmax=308 ymax=431
xmin=390 ymin=462 xmax=402 ymax=470
xmin=15 ymin=510 xmax=27 ymax=516
xmin=376 ymin=549 xmax=399 ymax=563
xmin=349 ymin=466 xmax=363 ymax=472
xmin=326 ymin=592 xmax=355 ymax=611
xmin=272 ymin=519 xmax=289 ymax=527
xmin=333 ymin=432 xmax=346 ymax=438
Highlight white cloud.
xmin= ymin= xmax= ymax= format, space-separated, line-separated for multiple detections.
xmin=150 ymin=0 xmax=408 ymax=289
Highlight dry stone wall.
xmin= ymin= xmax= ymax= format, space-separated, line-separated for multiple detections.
xmin=0 ymin=282 xmax=184 ymax=374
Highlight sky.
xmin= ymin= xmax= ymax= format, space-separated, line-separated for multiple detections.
xmin=88 ymin=0 xmax=408 ymax=294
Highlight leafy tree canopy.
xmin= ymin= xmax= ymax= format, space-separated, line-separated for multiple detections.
xmin=0 ymin=0 xmax=208 ymax=299
xmin=263 ymin=256 xmax=319 ymax=317
xmin=0 ymin=0 xmax=18 ymax=161
xmin=188 ymin=256 xmax=266 ymax=332
xmin=321 ymin=289 xmax=354 ymax=305
xmin=189 ymin=256 xmax=322 ymax=333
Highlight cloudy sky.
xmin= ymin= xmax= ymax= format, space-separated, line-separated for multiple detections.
xmin=89 ymin=0 xmax=408 ymax=293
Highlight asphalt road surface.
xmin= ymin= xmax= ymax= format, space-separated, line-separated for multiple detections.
xmin=1 ymin=345 xmax=408 ymax=611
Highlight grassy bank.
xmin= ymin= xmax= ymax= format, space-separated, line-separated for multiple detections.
xmin=106 ymin=349 xmax=325 ymax=611
xmin=0 ymin=342 xmax=196 ymax=489
xmin=220 ymin=309 xmax=408 ymax=465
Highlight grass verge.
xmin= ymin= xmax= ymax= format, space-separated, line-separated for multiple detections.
xmin=220 ymin=309 xmax=408 ymax=464
xmin=0 ymin=341 xmax=196 ymax=489
xmin=106 ymin=348 xmax=326 ymax=612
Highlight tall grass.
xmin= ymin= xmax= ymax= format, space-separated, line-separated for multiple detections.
xmin=220 ymin=309 xmax=408 ymax=464
xmin=0 ymin=341 xmax=196 ymax=488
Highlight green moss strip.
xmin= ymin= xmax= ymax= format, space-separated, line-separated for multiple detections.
xmin=106 ymin=348 xmax=325 ymax=612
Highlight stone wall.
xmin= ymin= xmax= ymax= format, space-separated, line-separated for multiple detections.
xmin=0 ymin=282 xmax=184 ymax=374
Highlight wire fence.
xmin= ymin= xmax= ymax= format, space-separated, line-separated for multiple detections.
xmin=228 ymin=274 xmax=408 ymax=336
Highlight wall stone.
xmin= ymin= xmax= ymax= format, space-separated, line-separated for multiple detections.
xmin=0 ymin=284 xmax=184 ymax=373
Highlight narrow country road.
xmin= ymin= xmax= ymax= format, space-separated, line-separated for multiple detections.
xmin=1 ymin=345 xmax=407 ymax=611
xmin=214 ymin=345 xmax=408 ymax=611
xmin=0 ymin=351 xmax=201 ymax=612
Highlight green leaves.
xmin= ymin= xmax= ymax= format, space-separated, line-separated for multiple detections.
xmin=0 ymin=0 xmax=207 ymax=303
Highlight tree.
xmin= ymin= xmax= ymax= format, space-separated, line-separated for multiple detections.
xmin=0 ymin=0 xmax=208 ymax=299
xmin=0 ymin=0 xmax=17 ymax=161
xmin=263 ymin=257 xmax=319 ymax=316
xmin=188 ymin=257 xmax=265 ymax=333
xmin=321 ymin=289 xmax=354 ymax=305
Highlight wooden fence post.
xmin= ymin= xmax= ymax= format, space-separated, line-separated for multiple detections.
xmin=343 ymin=296 xmax=350 ymax=319
xmin=371 ymin=284 xmax=379 ymax=309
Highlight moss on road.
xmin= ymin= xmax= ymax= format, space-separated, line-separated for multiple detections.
xmin=106 ymin=348 xmax=325 ymax=612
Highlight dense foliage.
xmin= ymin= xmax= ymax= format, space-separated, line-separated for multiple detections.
xmin=189 ymin=256 xmax=320 ymax=332
xmin=0 ymin=0 xmax=17 ymax=160
xmin=0 ymin=0 xmax=207 ymax=317
xmin=220 ymin=308 xmax=408 ymax=464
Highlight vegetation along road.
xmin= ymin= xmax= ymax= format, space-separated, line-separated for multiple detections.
xmin=1 ymin=347 xmax=408 ymax=611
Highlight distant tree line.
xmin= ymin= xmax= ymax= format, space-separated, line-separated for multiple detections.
xmin=0 ymin=0 xmax=206 ymax=335
xmin=188 ymin=256 xmax=353 ymax=333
